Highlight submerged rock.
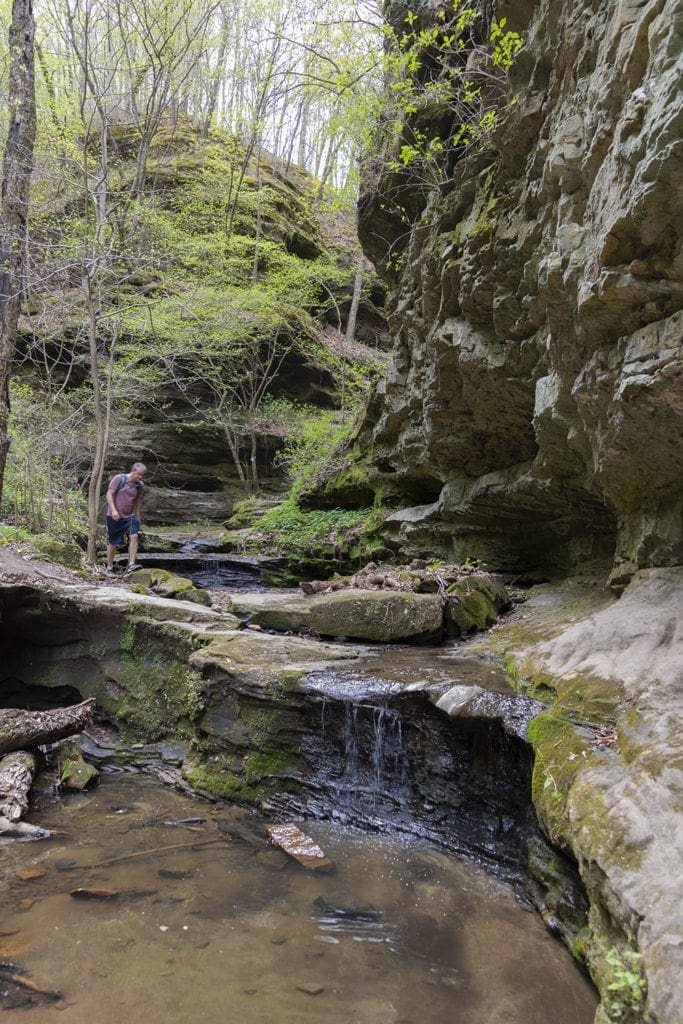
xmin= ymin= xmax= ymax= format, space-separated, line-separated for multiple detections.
xmin=267 ymin=823 xmax=334 ymax=871
xmin=70 ymin=887 xmax=119 ymax=900
xmin=57 ymin=739 xmax=98 ymax=791
xmin=313 ymin=895 xmax=382 ymax=923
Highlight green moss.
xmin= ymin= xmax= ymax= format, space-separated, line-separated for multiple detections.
xmin=586 ymin=923 xmax=647 ymax=1024
xmin=57 ymin=739 xmax=98 ymax=790
xmin=112 ymin=621 xmax=208 ymax=740
xmin=526 ymin=711 xmax=593 ymax=847
xmin=236 ymin=704 xmax=280 ymax=746
xmin=182 ymin=763 xmax=262 ymax=802
xmin=245 ymin=500 xmax=386 ymax=581
xmin=244 ymin=747 xmax=296 ymax=781
xmin=127 ymin=568 xmax=212 ymax=606
xmin=503 ymin=653 xmax=519 ymax=684
xmin=120 ymin=621 xmax=136 ymax=653
xmin=571 ymin=927 xmax=591 ymax=964
xmin=182 ymin=748 xmax=301 ymax=805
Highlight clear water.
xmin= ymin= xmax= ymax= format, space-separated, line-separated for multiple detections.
xmin=0 ymin=775 xmax=597 ymax=1023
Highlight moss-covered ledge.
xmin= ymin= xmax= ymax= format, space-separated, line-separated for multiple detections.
xmin=182 ymin=629 xmax=359 ymax=802
xmin=466 ymin=569 xmax=683 ymax=1024
xmin=0 ymin=566 xmax=367 ymax=807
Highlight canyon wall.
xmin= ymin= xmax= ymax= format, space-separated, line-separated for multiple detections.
xmin=356 ymin=0 xmax=682 ymax=585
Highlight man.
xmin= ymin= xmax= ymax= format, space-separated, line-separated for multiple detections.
xmin=104 ymin=462 xmax=146 ymax=574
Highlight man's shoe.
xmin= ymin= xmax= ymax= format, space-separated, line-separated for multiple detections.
xmin=125 ymin=562 xmax=143 ymax=573
xmin=105 ymin=565 xmax=115 ymax=575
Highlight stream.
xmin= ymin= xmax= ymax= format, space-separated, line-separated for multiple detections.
xmin=0 ymin=773 xmax=597 ymax=1023
xmin=0 ymin=572 xmax=599 ymax=1021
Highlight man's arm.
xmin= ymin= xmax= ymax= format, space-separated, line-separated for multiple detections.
xmin=105 ymin=488 xmax=120 ymax=520
xmin=133 ymin=487 xmax=143 ymax=518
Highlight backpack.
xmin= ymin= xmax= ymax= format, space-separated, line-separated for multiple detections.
xmin=105 ymin=473 xmax=142 ymax=515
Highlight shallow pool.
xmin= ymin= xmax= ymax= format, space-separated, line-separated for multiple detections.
xmin=0 ymin=774 xmax=597 ymax=1023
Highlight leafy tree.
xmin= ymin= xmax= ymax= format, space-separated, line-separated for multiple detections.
xmin=381 ymin=3 xmax=523 ymax=187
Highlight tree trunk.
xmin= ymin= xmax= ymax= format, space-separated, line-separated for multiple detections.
xmin=0 ymin=698 xmax=95 ymax=757
xmin=251 ymin=144 xmax=262 ymax=282
xmin=85 ymin=274 xmax=110 ymax=564
xmin=0 ymin=0 xmax=37 ymax=506
xmin=200 ymin=2 xmax=230 ymax=138
xmin=345 ymin=255 xmax=365 ymax=346
xmin=222 ymin=422 xmax=250 ymax=495
xmin=0 ymin=749 xmax=37 ymax=821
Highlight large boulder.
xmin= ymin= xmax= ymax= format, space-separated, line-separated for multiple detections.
xmin=228 ymin=588 xmax=445 ymax=642
xmin=308 ymin=589 xmax=444 ymax=642
xmin=445 ymin=574 xmax=510 ymax=636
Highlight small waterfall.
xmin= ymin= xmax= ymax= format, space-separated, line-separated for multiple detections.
xmin=200 ymin=557 xmax=220 ymax=582
xmin=138 ymin=554 xmax=264 ymax=590
xmin=321 ymin=699 xmax=411 ymax=821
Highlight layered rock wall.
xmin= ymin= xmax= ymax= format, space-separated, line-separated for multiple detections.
xmin=357 ymin=0 xmax=682 ymax=583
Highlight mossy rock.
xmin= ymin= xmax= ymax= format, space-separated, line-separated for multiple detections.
xmin=182 ymin=746 xmax=302 ymax=805
xmin=57 ymin=740 xmax=98 ymax=791
xmin=526 ymin=711 xmax=598 ymax=850
xmin=225 ymin=497 xmax=283 ymax=530
xmin=309 ymin=588 xmax=444 ymax=642
xmin=128 ymin=568 xmax=212 ymax=606
xmin=113 ymin=620 xmax=209 ymax=740
xmin=445 ymin=574 xmax=509 ymax=636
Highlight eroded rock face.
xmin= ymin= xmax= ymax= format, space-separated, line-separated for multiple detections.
xmin=479 ymin=568 xmax=683 ymax=1024
xmin=356 ymin=0 xmax=682 ymax=583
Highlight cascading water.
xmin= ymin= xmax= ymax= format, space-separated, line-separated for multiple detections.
xmin=128 ymin=553 xmax=265 ymax=590
xmin=320 ymin=700 xmax=411 ymax=820
xmin=299 ymin=669 xmax=541 ymax=878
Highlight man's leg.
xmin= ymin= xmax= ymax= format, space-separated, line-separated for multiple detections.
xmin=127 ymin=532 xmax=139 ymax=564
xmin=106 ymin=543 xmax=117 ymax=569
xmin=125 ymin=516 xmax=141 ymax=570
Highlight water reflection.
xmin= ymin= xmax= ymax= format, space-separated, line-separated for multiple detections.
xmin=0 ymin=775 xmax=597 ymax=1023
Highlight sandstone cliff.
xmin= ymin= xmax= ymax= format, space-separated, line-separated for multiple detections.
xmin=354 ymin=0 xmax=682 ymax=586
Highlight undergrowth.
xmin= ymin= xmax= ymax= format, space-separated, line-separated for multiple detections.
xmin=249 ymin=500 xmax=374 ymax=555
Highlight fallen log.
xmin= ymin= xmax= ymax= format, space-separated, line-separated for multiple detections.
xmin=0 ymin=699 xmax=95 ymax=757
xmin=0 ymin=818 xmax=51 ymax=839
xmin=0 ymin=751 xmax=38 ymax=821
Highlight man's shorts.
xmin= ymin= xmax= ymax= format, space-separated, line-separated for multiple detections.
xmin=106 ymin=514 xmax=140 ymax=547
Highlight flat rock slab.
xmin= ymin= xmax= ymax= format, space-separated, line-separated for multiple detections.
xmin=267 ymin=824 xmax=334 ymax=871
xmin=229 ymin=588 xmax=444 ymax=642
xmin=227 ymin=591 xmax=310 ymax=632
xmin=189 ymin=630 xmax=359 ymax=688
xmin=309 ymin=589 xmax=444 ymax=642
